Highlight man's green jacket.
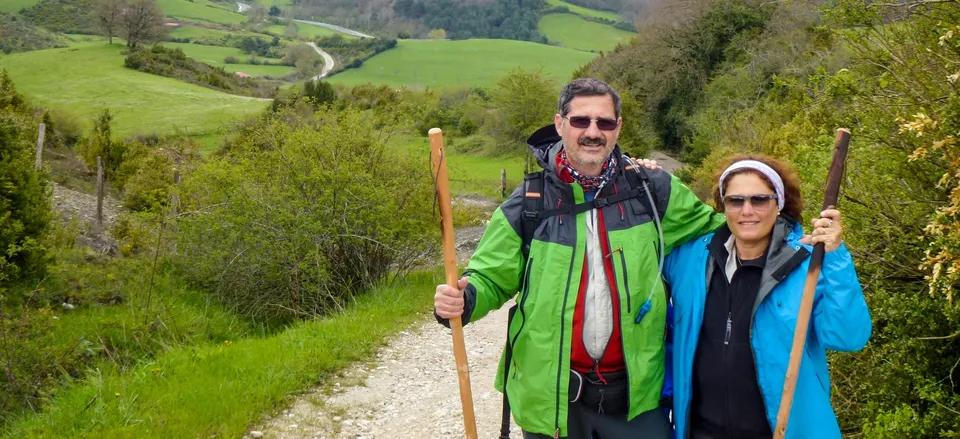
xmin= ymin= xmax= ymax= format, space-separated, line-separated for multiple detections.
xmin=459 ymin=125 xmax=723 ymax=436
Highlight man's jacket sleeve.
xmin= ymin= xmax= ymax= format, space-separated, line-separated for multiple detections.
xmin=812 ymin=243 xmax=872 ymax=351
xmin=653 ymin=171 xmax=725 ymax=254
xmin=460 ymin=188 xmax=527 ymax=324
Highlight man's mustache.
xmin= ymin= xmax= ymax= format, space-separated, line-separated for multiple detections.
xmin=578 ymin=137 xmax=606 ymax=146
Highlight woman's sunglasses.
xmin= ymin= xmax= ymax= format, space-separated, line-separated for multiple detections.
xmin=723 ymin=194 xmax=777 ymax=211
xmin=564 ymin=116 xmax=618 ymax=131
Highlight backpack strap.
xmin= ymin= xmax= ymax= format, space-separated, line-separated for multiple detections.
xmin=520 ymin=171 xmax=545 ymax=259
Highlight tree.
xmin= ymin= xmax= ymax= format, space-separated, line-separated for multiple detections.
xmin=119 ymin=0 xmax=168 ymax=50
xmin=247 ymin=4 xmax=267 ymax=23
xmin=94 ymin=0 xmax=124 ymax=45
xmin=427 ymin=28 xmax=446 ymax=40
xmin=283 ymin=22 xmax=299 ymax=39
xmin=488 ymin=68 xmax=557 ymax=153
xmin=282 ymin=43 xmax=318 ymax=78
xmin=268 ymin=5 xmax=281 ymax=16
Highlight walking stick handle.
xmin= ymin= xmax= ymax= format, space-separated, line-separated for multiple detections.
xmin=429 ymin=128 xmax=478 ymax=439
xmin=773 ymin=128 xmax=850 ymax=438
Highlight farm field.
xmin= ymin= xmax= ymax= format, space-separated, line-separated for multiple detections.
xmin=0 ymin=43 xmax=269 ymax=137
xmin=538 ymin=13 xmax=635 ymax=52
xmin=326 ymin=39 xmax=596 ymax=89
xmin=0 ymin=0 xmax=39 ymax=13
xmin=264 ymin=22 xmax=353 ymax=39
xmin=545 ymin=0 xmax=620 ymax=21
xmin=156 ymin=0 xmax=246 ymax=25
xmin=164 ymin=42 xmax=299 ymax=77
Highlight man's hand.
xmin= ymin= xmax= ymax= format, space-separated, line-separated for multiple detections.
xmin=637 ymin=158 xmax=661 ymax=170
xmin=434 ymin=277 xmax=469 ymax=319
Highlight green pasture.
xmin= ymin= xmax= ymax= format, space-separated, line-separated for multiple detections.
xmin=264 ymin=22 xmax=353 ymax=40
xmin=327 ymin=39 xmax=596 ymax=89
xmin=545 ymin=0 xmax=620 ymax=21
xmin=169 ymin=25 xmax=264 ymax=41
xmin=157 ymin=0 xmax=246 ymax=25
xmin=0 ymin=43 xmax=269 ymax=138
xmin=538 ymin=13 xmax=635 ymax=52
xmin=164 ymin=42 xmax=298 ymax=76
xmin=0 ymin=0 xmax=38 ymax=13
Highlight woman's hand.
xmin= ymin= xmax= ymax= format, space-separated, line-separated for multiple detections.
xmin=800 ymin=208 xmax=843 ymax=252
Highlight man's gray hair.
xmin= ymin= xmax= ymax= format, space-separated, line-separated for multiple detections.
xmin=557 ymin=78 xmax=622 ymax=119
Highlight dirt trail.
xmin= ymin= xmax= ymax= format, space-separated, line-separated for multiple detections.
xmin=248 ymin=153 xmax=683 ymax=439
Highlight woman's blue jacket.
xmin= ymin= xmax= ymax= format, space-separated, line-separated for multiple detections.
xmin=663 ymin=218 xmax=871 ymax=439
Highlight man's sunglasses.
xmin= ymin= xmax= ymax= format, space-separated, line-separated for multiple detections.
xmin=564 ymin=116 xmax=618 ymax=131
xmin=723 ymin=194 xmax=777 ymax=211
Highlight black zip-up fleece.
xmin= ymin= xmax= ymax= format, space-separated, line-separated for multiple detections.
xmin=690 ymin=225 xmax=772 ymax=439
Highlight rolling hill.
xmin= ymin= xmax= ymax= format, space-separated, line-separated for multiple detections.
xmin=0 ymin=42 xmax=269 ymax=138
xmin=326 ymin=39 xmax=596 ymax=89
xmin=538 ymin=13 xmax=635 ymax=52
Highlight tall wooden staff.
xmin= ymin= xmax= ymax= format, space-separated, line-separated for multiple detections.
xmin=773 ymin=128 xmax=851 ymax=438
xmin=429 ymin=128 xmax=479 ymax=439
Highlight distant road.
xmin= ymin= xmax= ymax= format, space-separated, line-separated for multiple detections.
xmin=291 ymin=19 xmax=374 ymax=39
xmin=237 ymin=2 xmax=250 ymax=13
xmin=307 ymin=42 xmax=335 ymax=80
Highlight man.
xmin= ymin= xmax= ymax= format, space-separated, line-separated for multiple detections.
xmin=434 ymin=78 xmax=724 ymax=438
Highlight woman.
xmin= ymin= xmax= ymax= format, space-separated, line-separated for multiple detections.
xmin=663 ymin=155 xmax=871 ymax=439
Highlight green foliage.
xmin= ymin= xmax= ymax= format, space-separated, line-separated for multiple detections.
xmin=0 ymin=12 xmax=66 ymax=54
xmin=488 ymin=68 xmax=556 ymax=153
xmin=123 ymin=45 xmax=278 ymax=98
xmin=0 ymin=71 xmax=53 ymax=288
xmin=393 ymin=0 xmax=547 ymax=42
xmin=18 ymin=0 xmax=95 ymax=34
xmin=176 ymin=106 xmax=438 ymax=324
xmin=581 ymin=0 xmax=771 ymax=156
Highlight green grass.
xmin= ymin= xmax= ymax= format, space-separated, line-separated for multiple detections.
xmin=0 ymin=0 xmax=39 ymax=13
xmin=0 ymin=43 xmax=269 ymax=137
xmin=1 ymin=270 xmax=441 ymax=438
xmin=327 ymin=39 xmax=596 ymax=89
xmin=545 ymin=0 xmax=620 ymax=21
xmin=392 ymin=135 xmax=531 ymax=198
xmin=168 ymin=24 xmax=263 ymax=41
xmin=264 ymin=22 xmax=353 ymax=40
xmin=538 ymin=13 xmax=635 ymax=52
xmin=164 ymin=42 xmax=297 ymax=77
xmin=156 ymin=0 xmax=247 ymax=25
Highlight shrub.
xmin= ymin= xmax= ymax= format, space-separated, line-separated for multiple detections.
xmin=175 ymin=107 xmax=438 ymax=324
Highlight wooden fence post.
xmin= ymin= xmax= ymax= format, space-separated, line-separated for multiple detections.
xmin=96 ymin=156 xmax=104 ymax=231
xmin=171 ymin=155 xmax=181 ymax=218
xmin=35 ymin=123 xmax=45 ymax=169
xmin=500 ymin=168 xmax=506 ymax=198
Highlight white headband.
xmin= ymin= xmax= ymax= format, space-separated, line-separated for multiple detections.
xmin=719 ymin=160 xmax=785 ymax=210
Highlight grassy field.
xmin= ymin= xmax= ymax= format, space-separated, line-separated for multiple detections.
xmin=1 ymin=270 xmax=440 ymax=439
xmin=0 ymin=0 xmax=38 ymax=13
xmin=157 ymin=0 xmax=247 ymax=25
xmin=545 ymin=0 xmax=620 ymax=21
xmin=169 ymin=24 xmax=263 ymax=41
xmin=0 ymin=42 xmax=269 ymax=137
xmin=163 ymin=42 xmax=297 ymax=77
xmin=264 ymin=22 xmax=353 ymax=40
xmin=327 ymin=39 xmax=596 ymax=89
xmin=538 ymin=13 xmax=635 ymax=52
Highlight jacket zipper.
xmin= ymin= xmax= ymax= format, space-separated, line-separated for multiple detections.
xmin=554 ymin=247 xmax=577 ymax=437
xmin=615 ymin=249 xmax=631 ymax=313
xmin=510 ymin=259 xmax=535 ymax=377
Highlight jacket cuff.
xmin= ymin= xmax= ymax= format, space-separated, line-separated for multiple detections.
xmin=823 ymin=242 xmax=851 ymax=265
xmin=434 ymin=282 xmax=477 ymax=328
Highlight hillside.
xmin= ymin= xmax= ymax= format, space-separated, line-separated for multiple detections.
xmin=538 ymin=12 xmax=635 ymax=51
xmin=0 ymin=42 xmax=268 ymax=137
xmin=326 ymin=38 xmax=595 ymax=88
xmin=0 ymin=12 xmax=66 ymax=53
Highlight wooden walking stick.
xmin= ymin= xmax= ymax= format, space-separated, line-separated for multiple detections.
xmin=773 ymin=128 xmax=851 ymax=439
xmin=429 ymin=127 xmax=479 ymax=439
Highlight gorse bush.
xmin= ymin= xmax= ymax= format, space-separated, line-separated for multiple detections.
xmin=175 ymin=106 xmax=438 ymax=324
xmin=0 ymin=71 xmax=53 ymax=292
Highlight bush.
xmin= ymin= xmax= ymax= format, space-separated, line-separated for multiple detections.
xmin=176 ymin=107 xmax=438 ymax=324
xmin=0 ymin=71 xmax=53 ymax=289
